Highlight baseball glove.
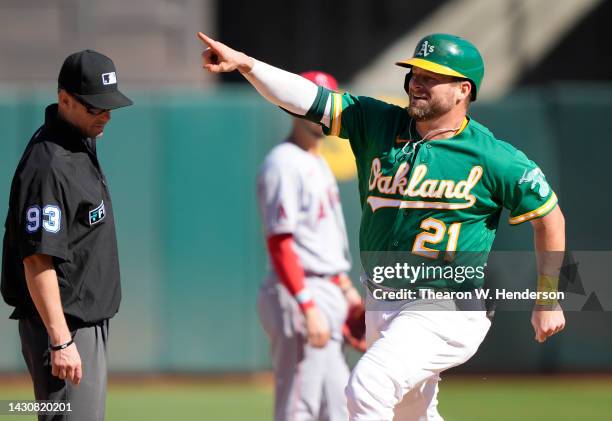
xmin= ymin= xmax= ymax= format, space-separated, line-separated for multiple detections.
xmin=343 ymin=303 xmax=366 ymax=352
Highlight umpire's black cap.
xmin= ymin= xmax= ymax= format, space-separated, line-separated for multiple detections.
xmin=58 ymin=50 xmax=133 ymax=110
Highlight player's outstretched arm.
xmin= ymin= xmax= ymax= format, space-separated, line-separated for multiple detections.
xmin=197 ymin=32 xmax=329 ymax=124
xmin=530 ymin=206 xmax=566 ymax=343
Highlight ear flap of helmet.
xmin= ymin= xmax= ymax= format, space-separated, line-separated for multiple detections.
xmin=403 ymin=71 xmax=412 ymax=96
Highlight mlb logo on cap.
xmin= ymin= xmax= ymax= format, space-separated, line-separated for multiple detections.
xmin=102 ymin=72 xmax=117 ymax=85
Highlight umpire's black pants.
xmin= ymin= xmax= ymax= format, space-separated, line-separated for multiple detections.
xmin=19 ymin=316 xmax=109 ymax=421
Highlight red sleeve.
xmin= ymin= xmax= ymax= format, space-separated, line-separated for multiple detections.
xmin=267 ymin=234 xmax=314 ymax=312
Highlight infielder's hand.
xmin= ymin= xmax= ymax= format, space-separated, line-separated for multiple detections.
xmin=51 ymin=342 xmax=83 ymax=385
xmin=197 ymin=32 xmax=254 ymax=74
xmin=304 ymin=306 xmax=331 ymax=348
xmin=337 ymin=274 xmax=363 ymax=307
xmin=343 ymin=286 xmax=362 ymax=308
xmin=531 ymin=308 xmax=565 ymax=343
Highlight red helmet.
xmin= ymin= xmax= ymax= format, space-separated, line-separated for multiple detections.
xmin=300 ymin=71 xmax=338 ymax=91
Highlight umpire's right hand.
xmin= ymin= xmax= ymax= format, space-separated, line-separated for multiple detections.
xmin=51 ymin=342 xmax=83 ymax=385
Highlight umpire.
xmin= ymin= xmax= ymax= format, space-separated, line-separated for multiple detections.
xmin=1 ymin=50 xmax=132 ymax=420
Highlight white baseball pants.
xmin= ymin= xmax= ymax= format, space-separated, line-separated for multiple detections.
xmin=346 ymin=295 xmax=491 ymax=421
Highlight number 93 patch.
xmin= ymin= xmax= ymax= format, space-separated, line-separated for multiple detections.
xmin=25 ymin=204 xmax=61 ymax=234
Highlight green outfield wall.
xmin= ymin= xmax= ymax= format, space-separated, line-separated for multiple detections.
xmin=0 ymin=85 xmax=610 ymax=373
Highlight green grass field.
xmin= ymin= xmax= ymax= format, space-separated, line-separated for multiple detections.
xmin=1 ymin=375 xmax=610 ymax=420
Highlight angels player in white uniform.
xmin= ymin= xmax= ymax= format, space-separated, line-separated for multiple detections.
xmin=257 ymin=71 xmax=362 ymax=421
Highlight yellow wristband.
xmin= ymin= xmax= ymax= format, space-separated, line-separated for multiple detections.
xmin=535 ymin=275 xmax=559 ymax=306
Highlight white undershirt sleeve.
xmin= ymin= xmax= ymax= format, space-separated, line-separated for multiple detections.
xmin=243 ymin=60 xmax=332 ymax=126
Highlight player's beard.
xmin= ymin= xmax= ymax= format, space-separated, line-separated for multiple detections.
xmin=407 ymin=95 xmax=454 ymax=121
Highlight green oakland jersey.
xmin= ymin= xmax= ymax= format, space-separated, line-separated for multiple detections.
xmin=322 ymin=91 xmax=558 ymax=290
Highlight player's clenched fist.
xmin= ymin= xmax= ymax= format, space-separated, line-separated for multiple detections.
xmin=531 ymin=308 xmax=566 ymax=343
xmin=304 ymin=306 xmax=331 ymax=348
xmin=197 ymin=32 xmax=254 ymax=74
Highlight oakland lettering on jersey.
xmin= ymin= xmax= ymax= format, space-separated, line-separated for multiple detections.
xmin=366 ymin=157 xmax=483 ymax=212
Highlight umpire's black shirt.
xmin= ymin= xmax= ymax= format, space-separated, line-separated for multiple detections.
xmin=1 ymin=104 xmax=121 ymax=325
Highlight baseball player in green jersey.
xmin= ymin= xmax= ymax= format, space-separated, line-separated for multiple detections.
xmin=197 ymin=31 xmax=566 ymax=420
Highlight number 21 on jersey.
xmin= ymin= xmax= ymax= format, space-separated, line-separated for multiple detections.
xmin=412 ymin=217 xmax=461 ymax=261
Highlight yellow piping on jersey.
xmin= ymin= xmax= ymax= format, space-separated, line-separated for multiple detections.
xmin=330 ymin=93 xmax=342 ymax=137
xmin=456 ymin=117 xmax=469 ymax=136
xmin=508 ymin=193 xmax=558 ymax=225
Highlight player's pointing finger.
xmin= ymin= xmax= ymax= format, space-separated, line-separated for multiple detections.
xmin=197 ymin=32 xmax=215 ymax=47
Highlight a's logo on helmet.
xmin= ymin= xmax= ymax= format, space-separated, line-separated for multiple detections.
xmin=417 ymin=40 xmax=435 ymax=57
